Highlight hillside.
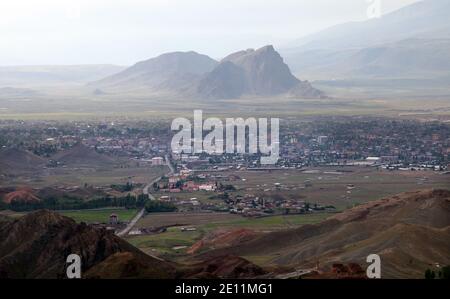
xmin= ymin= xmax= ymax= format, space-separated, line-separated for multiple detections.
xmin=282 ymin=0 xmax=450 ymax=82
xmin=0 ymin=210 xmax=266 ymax=278
xmin=197 ymin=189 xmax=450 ymax=278
xmin=52 ymin=143 xmax=116 ymax=167
xmin=285 ymin=39 xmax=450 ymax=80
xmin=2 ymin=188 xmax=41 ymax=204
xmin=0 ymin=210 xmax=177 ymax=278
xmin=284 ymin=0 xmax=450 ymax=51
xmin=182 ymin=255 xmax=267 ymax=279
xmin=0 ymin=148 xmax=46 ymax=172
xmin=188 ymin=228 xmax=259 ymax=254
xmin=92 ymin=51 xmax=218 ymax=92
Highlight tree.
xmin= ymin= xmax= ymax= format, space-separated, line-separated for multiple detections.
xmin=304 ymin=202 xmax=311 ymax=211
xmin=425 ymin=269 xmax=436 ymax=279
xmin=145 ymin=200 xmax=177 ymax=213
xmin=440 ymin=266 xmax=450 ymax=279
xmin=124 ymin=182 xmax=133 ymax=192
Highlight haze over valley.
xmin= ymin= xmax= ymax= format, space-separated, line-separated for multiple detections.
xmin=0 ymin=0 xmax=449 ymax=119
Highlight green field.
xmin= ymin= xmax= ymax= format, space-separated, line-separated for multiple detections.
xmin=59 ymin=208 xmax=138 ymax=223
xmin=129 ymin=212 xmax=331 ymax=257
xmin=127 ymin=227 xmax=201 ymax=256
xmin=202 ymin=213 xmax=331 ymax=230
xmin=1 ymin=165 xmax=169 ymax=189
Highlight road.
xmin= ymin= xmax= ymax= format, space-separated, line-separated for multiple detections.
xmin=116 ymin=208 xmax=145 ymax=237
xmin=165 ymin=154 xmax=175 ymax=174
xmin=143 ymin=176 xmax=163 ymax=200
xmin=116 ymin=155 xmax=174 ymax=237
xmin=275 ymin=269 xmax=314 ymax=279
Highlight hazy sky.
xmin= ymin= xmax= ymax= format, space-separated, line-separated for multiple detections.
xmin=0 ymin=0 xmax=421 ymax=66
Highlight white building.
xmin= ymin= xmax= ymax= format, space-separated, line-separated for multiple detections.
xmin=198 ymin=183 xmax=217 ymax=191
xmin=317 ymin=136 xmax=328 ymax=145
xmin=152 ymin=157 xmax=165 ymax=166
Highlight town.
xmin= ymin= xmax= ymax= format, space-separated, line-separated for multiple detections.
xmin=1 ymin=116 xmax=449 ymax=222
xmin=1 ymin=116 xmax=448 ymax=171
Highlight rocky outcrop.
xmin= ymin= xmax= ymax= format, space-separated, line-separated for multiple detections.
xmin=194 ymin=45 xmax=324 ymax=99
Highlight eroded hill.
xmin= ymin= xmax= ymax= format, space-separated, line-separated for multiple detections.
xmin=196 ymin=189 xmax=450 ymax=278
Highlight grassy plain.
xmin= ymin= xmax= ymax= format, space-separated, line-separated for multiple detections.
xmin=1 ymin=84 xmax=450 ymax=121
xmin=130 ymin=212 xmax=331 ymax=257
xmin=59 ymin=208 xmax=138 ymax=223
xmin=0 ymin=208 xmax=139 ymax=223
xmin=230 ymin=168 xmax=450 ymax=210
xmin=129 ymin=167 xmax=449 ymax=257
xmin=0 ymin=165 xmax=169 ymax=189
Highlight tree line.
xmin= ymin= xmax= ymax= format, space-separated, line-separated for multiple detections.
xmin=0 ymin=193 xmax=149 ymax=212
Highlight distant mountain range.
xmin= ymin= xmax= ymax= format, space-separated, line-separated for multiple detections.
xmin=1 ymin=0 xmax=448 ymax=97
xmin=281 ymin=0 xmax=450 ymax=81
xmin=0 ymin=65 xmax=126 ymax=87
xmin=92 ymin=45 xmax=324 ymax=100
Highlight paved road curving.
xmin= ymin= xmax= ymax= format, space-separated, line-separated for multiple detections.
xmin=116 ymin=208 xmax=145 ymax=237
xmin=116 ymin=155 xmax=174 ymax=237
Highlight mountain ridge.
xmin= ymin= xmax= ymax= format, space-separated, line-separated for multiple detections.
xmin=281 ymin=0 xmax=450 ymax=81
xmin=92 ymin=51 xmax=218 ymax=92
xmin=0 ymin=210 xmax=178 ymax=278
xmin=93 ymin=46 xmax=324 ymax=100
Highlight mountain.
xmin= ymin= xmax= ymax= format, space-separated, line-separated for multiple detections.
xmin=52 ymin=143 xmax=116 ymax=167
xmin=221 ymin=46 xmax=301 ymax=95
xmin=282 ymin=0 xmax=450 ymax=81
xmin=193 ymin=61 xmax=248 ymax=99
xmin=0 ymin=210 xmax=177 ymax=278
xmin=192 ymin=45 xmax=323 ymax=99
xmin=93 ymin=46 xmax=324 ymax=99
xmin=285 ymin=38 xmax=450 ymax=80
xmin=84 ymin=251 xmax=178 ymax=279
xmin=92 ymin=51 xmax=218 ymax=92
xmin=0 ymin=65 xmax=125 ymax=88
xmin=197 ymin=189 xmax=450 ymax=278
xmin=284 ymin=0 xmax=450 ymax=51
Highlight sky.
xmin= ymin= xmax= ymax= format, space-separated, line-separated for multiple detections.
xmin=0 ymin=0 xmax=421 ymax=66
